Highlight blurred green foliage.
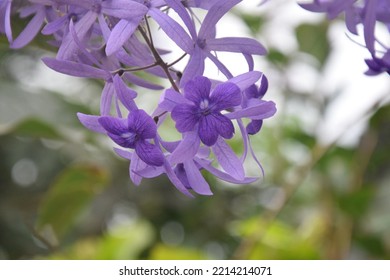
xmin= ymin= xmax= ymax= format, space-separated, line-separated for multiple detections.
xmin=0 ymin=3 xmax=389 ymax=261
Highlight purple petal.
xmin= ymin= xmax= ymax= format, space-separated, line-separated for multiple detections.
xmin=100 ymin=82 xmax=115 ymax=116
xmin=243 ymin=53 xmax=254 ymax=71
xmin=198 ymin=115 xmax=219 ymax=146
xmin=68 ymin=19 xmax=102 ymax=67
xmin=106 ymin=17 xmax=142 ymax=56
xmin=298 ymin=3 xmax=325 ymax=13
xmin=148 ymin=8 xmax=193 ymax=53
xmin=170 ymin=131 xmax=200 ymax=164
xmin=3 ymin=1 xmax=12 ymax=42
xmin=228 ymin=71 xmax=262 ymax=92
xmin=183 ymin=160 xmax=213 ymax=195
xmin=180 ymin=47 xmax=206 ymax=86
xmin=11 ymin=6 xmax=45 ymax=49
xmin=171 ymin=104 xmax=199 ymax=132
xmin=159 ymin=139 xmax=180 ymax=153
xmin=102 ymin=0 xmax=148 ymax=18
xmin=159 ymin=89 xmax=190 ymax=112
xmin=198 ymin=0 xmax=242 ymax=39
xmin=77 ymin=113 xmax=106 ymax=133
xmin=114 ymin=148 xmax=133 ymax=160
xmin=212 ymin=137 xmax=245 ymax=180
xmin=246 ymin=120 xmax=263 ymax=135
xmin=206 ymin=52 xmax=233 ymax=79
xmin=195 ymin=158 xmax=257 ymax=184
xmin=128 ymin=110 xmax=157 ymax=139
xmin=130 ymin=152 xmax=147 ymax=185
xmin=214 ymin=113 xmax=235 ymax=139
xmin=210 ymin=82 xmax=241 ymax=110
xmin=107 ymin=132 xmax=135 ymax=148
xmin=363 ymin=0 xmax=377 ymax=53
xmin=184 ymin=76 xmax=212 ymax=104
xmin=237 ymin=118 xmax=249 ymax=160
xmin=42 ymin=15 xmax=67 ymax=35
xmin=98 ymin=116 xmax=128 ymax=135
xmin=164 ymin=0 xmax=197 ymax=38
xmin=163 ymin=161 xmax=194 ymax=197
xmin=345 ymin=6 xmax=358 ymax=34
xmin=113 ymin=75 xmax=138 ymax=112
xmin=134 ymin=165 xmax=164 ymax=178
xmin=206 ymin=37 xmax=267 ymax=55
xmin=41 ymin=57 xmax=110 ymax=80
xmin=98 ymin=13 xmax=111 ymax=42
xmin=57 ymin=11 xmax=97 ymax=60
xmin=258 ymin=73 xmax=269 ymax=97
xmin=226 ymin=100 xmax=276 ymax=120
xmin=135 ymin=140 xmax=164 ymax=166
xmin=175 ymin=164 xmax=191 ymax=188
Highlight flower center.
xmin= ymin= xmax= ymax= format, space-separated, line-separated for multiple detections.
xmin=143 ymin=0 xmax=151 ymax=8
xmin=199 ymin=99 xmax=212 ymax=115
xmin=121 ymin=132 xmax=137 ymax=143
xmin=91 ymin=1 xmax=102 ymax=13
xmin=196 ymin=38 xmax=206 ymax=49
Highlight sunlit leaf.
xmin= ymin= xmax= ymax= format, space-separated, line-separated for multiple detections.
xmin=232 ymin=217 xmax=320 ymax=259
xmin=96 ymin=222 xmax=154 ymax=259
xmin=150 ymin=244 xmax=206 ymax=260
xmin=296 ymin=22 xmax=330 ymax=66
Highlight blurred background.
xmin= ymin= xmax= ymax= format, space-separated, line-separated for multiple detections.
xmin=1 ymin=0 xmax=390 ymax=260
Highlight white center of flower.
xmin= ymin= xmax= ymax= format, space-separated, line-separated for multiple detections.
xmin=121 ymin=132 xmax=136 ymax=142
xmin=199 ymin=99 xmax=209 ymax=110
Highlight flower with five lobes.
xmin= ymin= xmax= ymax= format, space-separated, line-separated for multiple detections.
xmin=98 ymin=109 xmax=165 ymax=167
xmin=171 ymin=76 xmax=241 ymax=146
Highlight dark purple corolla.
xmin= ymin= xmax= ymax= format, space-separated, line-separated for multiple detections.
xmin=243 ymin=73 xmax=269 ymax=135
xmin=171 ymin=76 xmax=241 ymax=146
xmin=98 ymin=109 xmax=164 ymax=166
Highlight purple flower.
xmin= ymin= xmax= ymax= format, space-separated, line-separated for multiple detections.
xmin=243 ymin=73 xmax=269 ymax=135
xmin=98 ymin=109 xmax=164 ymax=166
xmin=155 ymin=0 xmax=267 ymax=85
xmin=55 ymin=0 xmax=148 ymax=60
xmin=2 ymin=2 xmax=46 ymax=49
xmin=300 ymin=0 xmax=390 ymax=75
xmin=171 ymin=76 xmax=241 ymax=146
xmin=0 ymin=0 xmax=12 ymax=43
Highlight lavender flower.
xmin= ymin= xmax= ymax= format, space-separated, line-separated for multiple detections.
xmin=2 ymin=0 xmax=277 ymax=196
xmin=171 ymin=76 xmax=241 ymax=146
xmin=158 ymin=73 xmax=276 ymax=183
xmin=156 ymin=0 xmax=267 ymax=85
xmin=243 ymin=73 xmax=269 ymax=135
xmin=299 ymin=0 xmax=390 ymax=75
xmin=98 ymin=109 xmax=164 ymax=166
xmin=1 ymin=1 xmax=46 ymax=48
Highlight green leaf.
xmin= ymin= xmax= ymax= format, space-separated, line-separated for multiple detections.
xmin=96 ymin=222 xmax=154 ymax=259
xmin=36 ymin=164 xmax=109 ymax=241
xmin=338 ymin=187 xmax=374 ymax=219
xmin=267 ymin=48 xmax=290 ymax=65
xmin=150 ymin=244 xmax=206 ymax=260
xmin=296 ymin=22 xmax=330 ymax=66
xmin=3 ymin=118 xmax=63 ymax=139
xmin=232 ymin=217 xmax=320 ymax=259
xmin=240 ymin=13 xmax=265 ymax=34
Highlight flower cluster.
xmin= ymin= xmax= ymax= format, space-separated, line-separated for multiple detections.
xmin=1 ymin=0 xmax=276 ymax=196
xmin=299 ymin=0 xmax=390 ymax=75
